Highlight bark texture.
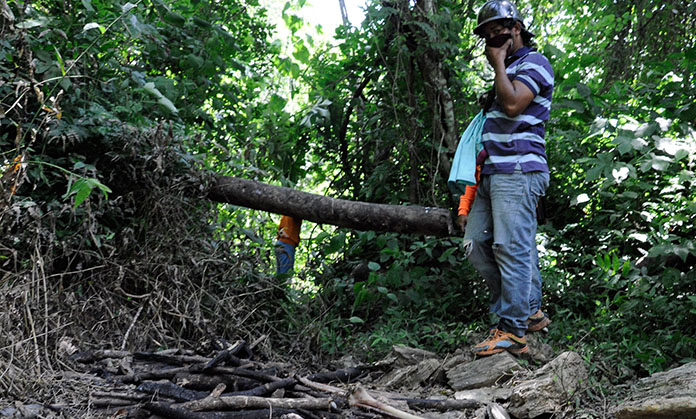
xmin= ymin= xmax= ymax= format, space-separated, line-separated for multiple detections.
xmin=209 ymin=176 xmax=455 ymax=237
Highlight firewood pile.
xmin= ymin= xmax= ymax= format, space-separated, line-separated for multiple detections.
xmin=60 ymin=341 xmax=478 ymax=419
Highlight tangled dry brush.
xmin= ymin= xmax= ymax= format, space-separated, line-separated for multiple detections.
xmin=0 ymin=24 xmax=288 ymax=405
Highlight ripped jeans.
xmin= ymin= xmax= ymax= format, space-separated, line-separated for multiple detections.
xmin=464 ymin=171 xmax=549 ymax=337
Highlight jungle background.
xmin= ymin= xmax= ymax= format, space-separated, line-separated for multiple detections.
xmin=1 ymin=0 xmax=695 ymax=415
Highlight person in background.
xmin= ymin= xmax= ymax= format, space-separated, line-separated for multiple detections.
xmin=464 ymin=0 xmax=554 ymax=356
xmin=275 ymin=215 xmax=302 ymax=275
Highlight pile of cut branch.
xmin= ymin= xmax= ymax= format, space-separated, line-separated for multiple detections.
xmin=60 ymin=341 xmax=470 ymax=418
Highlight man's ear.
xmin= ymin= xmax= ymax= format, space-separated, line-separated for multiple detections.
xmin=512 ymin=21 xmax=522 ymax=35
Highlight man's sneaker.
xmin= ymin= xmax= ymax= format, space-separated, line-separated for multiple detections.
xmin=472 ymin=329 xmax=528 ymax=356
xmin=527 ymin=310 xmax=551 ymax=332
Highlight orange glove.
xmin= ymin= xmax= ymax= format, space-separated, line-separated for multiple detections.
xmin=457 ymin=166 xmax=481 ymax=232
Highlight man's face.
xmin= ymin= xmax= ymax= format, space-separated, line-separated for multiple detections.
xmin=482 ymin=21 xmax=511 ymax=41
xmin=481 ymin=20 xmax=520 ymax=55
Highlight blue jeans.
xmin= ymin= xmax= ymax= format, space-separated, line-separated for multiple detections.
xmin=275 ymin=241 xmax=296 ymax=274
xmin=464 ymin=171 xmax=549 ymax=337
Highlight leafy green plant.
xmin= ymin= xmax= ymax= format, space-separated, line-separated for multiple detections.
xmin=302 ymin=229 xmax=486 ymax=358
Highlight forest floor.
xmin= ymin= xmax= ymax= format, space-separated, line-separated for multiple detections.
xmin=0 ymin=330 xmax=615 ymax=419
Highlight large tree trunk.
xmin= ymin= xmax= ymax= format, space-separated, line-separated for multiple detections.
xmin=209 ymin=177 xmax=455 ymax=237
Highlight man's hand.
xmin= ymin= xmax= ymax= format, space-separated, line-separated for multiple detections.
xmin=457 ymin=214 xmax=469 ymax=232
xmin=484 ymin=38 xmax=511 ymax=69
xmin=486 ymin=37 xmax=535 ymax=118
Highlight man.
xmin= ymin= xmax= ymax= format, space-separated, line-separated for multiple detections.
xmin=275 ymin=215 xmax=302 ymax=275
xmin=464 ymin=0 xmax=553 ymax=356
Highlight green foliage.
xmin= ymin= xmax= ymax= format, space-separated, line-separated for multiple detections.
xmin=536 ymin=0 xmax=696 ymax=378
xmin=295 ymin=0 xmax=482 ymax=205
xmin=303 ymin=230 xmax=484 ymax=358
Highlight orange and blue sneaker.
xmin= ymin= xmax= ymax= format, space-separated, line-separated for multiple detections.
xmin=527 ymin=310 xmax=551 ymax=332
xmin=472 ymin=329 xmax=528 ymax=356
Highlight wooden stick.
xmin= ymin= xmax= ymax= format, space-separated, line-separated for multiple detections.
xmin=173 ymin=371 xmax=260 ymax=391
xmin=138 ymin=377 xmax=297 ymax=401
xmin=225 ymin=377 xmax=297 ymax=397
xmin=120 ymin=366 xmax=190 ymax=384
xmin=296 ymin=376 xmax=347 ymax=396
xmin=202 ymin=349 xmax=242 ymax=371
xmin=488 ymin=402 xmax=511 ymax=419
xmin=91 ymin=398 xmax=138 ymax=407
xmin=69 ymin=349 xmax=132 ymax=363
xmin=23 ymin=292 xmax=41 ymax=375
xmin=399 ymin=397 xmax=480 ymax=411
xmin=144 ymin=402 xmax=299 ymax=418
xmin=137 ymin=380 xmax=208 ymax=401
xmin=209 ymin=383 xmax=227 ymax=397
xmin=179 ymin=395 xmax=336 ymax=412
xmin=133 ymin=351 xmax=211 ymax=365
xmin=306 ymin=367 xmax=363 ymax=384
xmin=349 ymin=387 xmax=425 ymax=419
xmin=120 ymin=305 xmax=143 ymax=351
xmin=91 ymin=391 xmax=149 ymax=401
xmin=203 ymin=366 xmax=279 ymax=382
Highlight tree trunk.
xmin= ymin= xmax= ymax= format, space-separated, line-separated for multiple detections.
xmin=209 ymin=177 xmax=455 ymax=237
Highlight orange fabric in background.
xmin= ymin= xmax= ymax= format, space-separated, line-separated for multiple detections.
xmin=458 ymin=165 xmax=481 ymax=216
xmin=277 ymin=216 xmax=302 ymax=247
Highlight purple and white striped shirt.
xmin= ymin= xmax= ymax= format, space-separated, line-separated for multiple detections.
xmin=481 ymin=46 xmax=554 ymax=174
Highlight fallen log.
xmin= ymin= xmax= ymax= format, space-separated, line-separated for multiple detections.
xmin=209 ymin=176 xmax=455 ymax=237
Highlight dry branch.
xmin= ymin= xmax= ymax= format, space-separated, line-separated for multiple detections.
xmin=69 ymin=350 xmax=131 ymax=363
xmin=307 ymin=367 xmax=363 ymax=384
xmin=144 ymin=402 xmax=300 ymax=418
xmin=226 ymin=377 xmax=297 ymax=397
xmin=91 ymin=398 xmax=139 ymax=408
xmin=206 ymin=366 xmax=280 ymax=382
xmin=401 ymin=397 xmax=480 ymax=411
xmin=349 ymin=387 xmax=425 ymax=419
xmin=179 ymin=394 xmax=336 ymax=412
xmin=203 ymin=349 xmax=243 ymax=370
xmin=120 ymin=366 xmax=190 ymax=384
xmin=60 ymin=345 xmax=488 ymax=418
xmin=138 ymin=380 xmax=208 ymax=401
xmin=91 ymin=391 xmax=149 ymax=401
xmin=295 ymin=376 xmax=346 ymax=397
xmin=133 ymin=351 xmax=211 ymax=366
xmin=209 ymin=176 xmax=455 ymax=237
xmin=174 ymin=371 xmax=260 ymax=391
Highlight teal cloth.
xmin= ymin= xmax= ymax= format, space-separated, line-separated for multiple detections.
xmin=448 ymin=111 xmax=486 ymax=196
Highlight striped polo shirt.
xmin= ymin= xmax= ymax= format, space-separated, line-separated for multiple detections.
xmin=481 ymin=46 xmax=554 ymax=174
